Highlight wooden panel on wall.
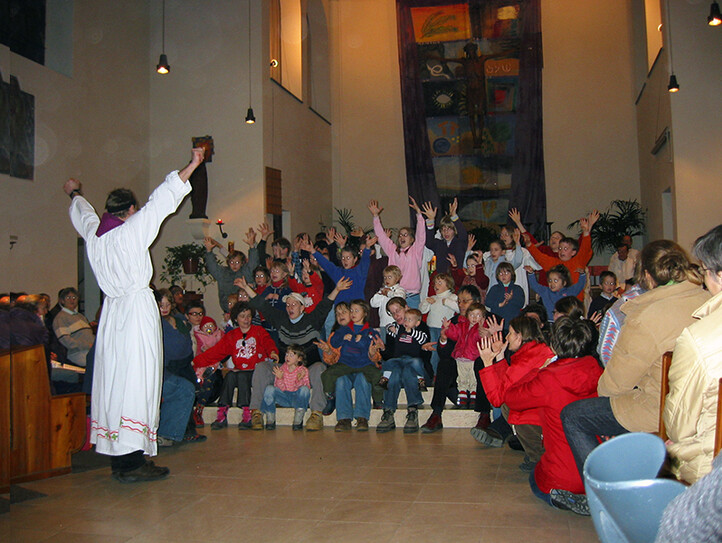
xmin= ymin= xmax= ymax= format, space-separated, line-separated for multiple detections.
xmin=0 ymin=350 xmax=10 ymax=493
xmin=266 ymin=167 xmax=283 ymax=216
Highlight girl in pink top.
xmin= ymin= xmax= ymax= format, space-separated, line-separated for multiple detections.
xmin=369 ymin=197 xmax=426 ymax=308
xmin=260 ymin=344 xmax=311 ymax=430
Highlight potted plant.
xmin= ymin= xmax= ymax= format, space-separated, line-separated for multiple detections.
xmin=569 ymin=199 xmax=647 ymax=253
xmin=159 ymin=243 xmax=214 ymax=287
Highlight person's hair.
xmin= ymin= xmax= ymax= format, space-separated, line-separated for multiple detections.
xmin=599 ymin=270 xmax=617 ymax=285
xmin=314 ymin=239 xmax=329 ymax=253
xmin=385 ymin=296 xmax=407 ymax=314
xmin=466 ymin=254 xmax=479 ymax=266
xmin=226 ymin=293 xmax=239 ymax=307
xmin=350 ymin=299 xmax=370 ymax=322
xmin=547 ymin=264 xmax=572 ymax=287
xmin=616 ymin=239 xmax=629 ymax=251
xmin=230 ymin=301 xmax=255 ymax=322
xmin=508 ymin=316 xmax=546 ymax=346
xmin=489 ymin=238 xmax=504 ymax=251
xmin=693 ymin=225 xmax=722 ymax=275
xmin=398 ymin=227 xmax=415 ymax=245
xmin=458 ymin=284 xmax=481 ymax=302
xmin=501 ymin=226 xmax=516 ymax=249
xmin=59 ymin=287 xmax=79 ymax=301
xmin=559 ymin=237 xmax=579 ymax=252
xmin=253 ymin=265 xmax=270 ymax=280
xmin=405 ymin=308 xmax=422 ymax=321
xmin=185 ymin=301 xmax=205 ymax=314
xmin=439 ymin=215 xmax=457 ymax=234
xmin=551 ymin=316 xmax=594 ymax=359
xmin=105 ymin=188 xmax=138 ymax=218
xmin=14 ymin=294 xmax=43 ymax=313
xmin=466 ymin=302 xmax=487 ymax=318
xmin=434 ymin=272 xmax=455 ymax=291
xmin=331 ymin=302 xmax=351 ymax=333
xmin=554 ymin=296 xmax=584 ymax=320
xmin=155 ymin=288 xmax=175 ymax=312
xmin=640 ymin=239 xmax=700 ymax=289
xmin=169 ymin=285 xmax=183 ymax=295
xmin=496 ymin=262 xmax=516 ymax=283
xmin=340 ymin=246 xmax=359 ymax=261
xmin=521 ymin=302 xmax=549 ymax=325
xmin=271 ymin=237 xmax=292 ymax=253
xmin=226 ymin=250 xmax=247 ymax=267
xmin=550 ymin=230 xmax=564 ymax=241
xmin=383 ymin=265 xmax=402 ymax=283
xmin=285 ymin=344 xmax=307 ymax=366
xmin=269 ymin=260 xmax=289 ymax=285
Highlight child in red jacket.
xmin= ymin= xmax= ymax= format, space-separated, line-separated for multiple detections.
xmin=480 ymin=316 xmax=602 ymax=515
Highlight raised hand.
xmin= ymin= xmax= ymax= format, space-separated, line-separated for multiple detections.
xmin=365 ymin=233 xmax=378 ymax=248
xmin=298 ymin=235 xmax=314 ymax=253
xmin=257 ymin=222 xmax=273 ymax=240
xmin=408 ymin=196 xmax=421 ymax=214
xmin=190 ymin=147 xmax=205 ymax=166
xmin=467 ymin=233 xmax=477 ymax=253
xmin=448 ymin=197 xmax=458 ymax=217
xmin=325 ymin=226 xmax=337 ymax=245
xmin=477 ymin=336 xmax=498 ymax=366
xmin=447 ymin=254 xmax=458 ymax=268
xmin=272 ymin=365 xmax=283 ymax=379
xmin=350 ymin=226 xmax=365 ymax=238
xmin=513 ymin=227 xmax=521 ymax=246
xmin=421 ymin=201 xmax=437 ymax=221
xmin=368 ymin=200 xmax=383 ymax=217
xmin=244 ymin=227 xmax=257 ymax=247
xmin=234 ymin=277 xmax=250 ymax=291
xmin=523 ymin=265 xmax=535 ymax=274
xmin=587 ymin=209 xmax=600 ymax=230
xmin=508 ymin=208 xmax=524 ymax=230
xmin=589 ymin=311 xmax=603 ymax=325
xmin=203 ymin=236 xmax=216 ymax=252
xmin=333 ymin=231 xmax=347 ymax=249
xmin=335 ymin=276 xmax=353 ymax=292
xmin=441 ymin=317 xmax=451 ymax=331
xmin=485 ymin=315 xmax=504 ymax=335
xmin=491 ymin=331 xmax=507 ymax=355
xmin=63 ymin=178 xmax=81 ymax=196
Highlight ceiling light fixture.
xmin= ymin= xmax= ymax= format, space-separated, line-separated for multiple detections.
xmin=709 ymin=1 xmax=722 ymax=26
xmin=156 ymin=0 xmax=170 ymax=74
xmin=245 ymin=1 xmax=255 ymax=124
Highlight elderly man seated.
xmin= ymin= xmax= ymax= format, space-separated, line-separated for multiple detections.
xmin=52 ymin=287 xmax=95 ymax=367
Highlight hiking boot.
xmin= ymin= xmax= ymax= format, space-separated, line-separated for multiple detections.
xmin=193 ymin=405 xmax=205 ymax=428
xmin=211 ymin=406 xmax=229 ymax=430
xmin=355 ymin=417 xmax=369 ymax=431
xmin=550 ymin=489 xmax=590 ymax=516
xmin=210 ymin=418 xmax=228 ymax=430
xmin=292 ymin=409 xmax=305 ymax=431
xmin=421 ymin=413 xmax=443 ymax=433
xmin=376 ymin=409 xmax=396 ymax=433
xmin=112 ymin=461 xmax=170 ymax=484
xmin=404 ymin=407 xmax=419 ymax=434
xmin=470 ymin=426 xmax=504 ymax=447
xmin=507 ymin=435 xmax=524 ymax=451
xmin=322 ymin=395 xmax=336 ymax=416
xmin=250 ymin=409 xmax=264 ymax=430
xmin=474 ymin=412 xmax=491 ymax=430
xmin=305 ymin=411 xmax=323 ymax=431
xmin=335 ymin=419 xmax=352 ymax=432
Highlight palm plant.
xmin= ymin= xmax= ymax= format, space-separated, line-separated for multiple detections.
xmin=569 ymin=199 xmax=647 ymax=253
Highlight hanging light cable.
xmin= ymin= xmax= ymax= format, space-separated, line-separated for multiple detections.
xmin=245 ymin=1 xmax=256 ymax=124
xmin=709 ymin=1 xmax=722 ymax=26
xmin=666 ymin=0 xmax=679 ymax=92
xmin=157 ymin=0 xmax=170 ymax=74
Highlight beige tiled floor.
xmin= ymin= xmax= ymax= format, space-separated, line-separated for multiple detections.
xmin=0 ymin=428 xmax=599 ymax=542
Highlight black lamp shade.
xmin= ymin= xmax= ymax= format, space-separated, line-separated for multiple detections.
xmin=245 ymin=107 xmax=256 ymax=124
xmin=709 ymin=2 xmax=722 ymax=26
xmin=157 ymin=54 xmax=170 ymax=74
xmin=668 ymin=74 xmax=679 ymax=93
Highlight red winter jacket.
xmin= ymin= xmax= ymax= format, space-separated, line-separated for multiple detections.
xmin=505 ymin=355 xmax=603 ymax=494
xmin=479 ymin=340 xmax=554 ymax=426
xmin=193 ymin=325 xmax=277 ymax=371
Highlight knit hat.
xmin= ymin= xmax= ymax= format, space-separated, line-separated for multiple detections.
xmin=200 ymin=316 xmax=217 ymax=328
xmin=282 ymin=292 xmax=308 ymax=307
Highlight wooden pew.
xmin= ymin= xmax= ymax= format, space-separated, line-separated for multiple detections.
xmin=3 ymin=345 xmax=86 ymax=488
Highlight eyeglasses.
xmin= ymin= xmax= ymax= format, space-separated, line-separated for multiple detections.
xmin=187 ymin=311 xmax=204 ymax=317
xmin=64 ymin=295 xmax=78 ymax=300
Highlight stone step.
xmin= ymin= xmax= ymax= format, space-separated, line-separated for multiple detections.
xmin=200 ymin=390 xmax=482 ymax=429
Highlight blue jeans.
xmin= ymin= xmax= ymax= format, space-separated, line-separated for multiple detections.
xmin=560 ymin=396 xmax=629 ymax=479
xmin=336 ymin=372 xmax=371 ymax=421
xmin=382 ymin=356 xmax=424 ymax=410
xmin=261 ymin=386 xmax=310 ymax=414
xmin=428 ymin=327 xmax=441 ymax=379
xmin=405 ymin=293 xmax=420 ymax=309
xmin=158 ymin=373 xmax=195 ymax=441
xmin=323 ymin=306 xmax=336 ymax=340
xmin=529 ymin=468 xmax=553 ymax=506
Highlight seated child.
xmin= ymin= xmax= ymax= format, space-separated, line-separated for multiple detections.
xmin=485 ymin=262 xmax=525 ymax=330
xmin=441 ymin=302 xmax=489 ymax=408
xmin=194 ymin=316 xmax=223 ymax=353
xmin=261 ymin=344 xmax=311 ymax=430
xmin=370 ymin=265 xmax=407 ymax=332
xmin=420 ymin=273 xmax=459 ymax=377
xmin=376 ymin=308 xmax=431 ymax=434
xmin=587 ymin=270 xmax=618 ymax=319
xmin=503 ymin=316 xmax=603 ymax=515
xmin=526 ymin=264 xmax=586 ymax=323
xmin=193 ymin=302 xmax=278 ymax=429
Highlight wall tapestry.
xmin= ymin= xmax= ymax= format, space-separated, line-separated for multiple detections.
xmin=0 ymin=72 xmax=35 ymax=180
xmin=397 ymin=0 xmax=546 ymax=236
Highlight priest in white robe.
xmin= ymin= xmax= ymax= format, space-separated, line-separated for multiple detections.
xmin=63 ymin=147 xmax=205 ymax=483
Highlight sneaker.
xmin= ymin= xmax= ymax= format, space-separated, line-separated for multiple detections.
xmin=250 ymin=409 xmax=264 ymax=430
xmin=356 ymin=417 xmax=369 ymax=431
xmin=157 ymin=436 xmax=175 ymax=447
xmin=335 ymin=419 xmax=352 ymax=432
xmin=210 ymin=418 xmax=228 ymax=430
xmin=474 ymin=412 xmax=491 ymax=430
xmin=112 ymin=460 xmax=170 ymax=484
xmin=470 ymin=426 xmax=504 ymax=447
xmin=305 ymin=411 xmax=323 ymax=431
xmin=518 ymin=455 xmax=536 ymax=473
xmin=507 ymin=435 xmax=524 ymax=451
xmin=193 ymin=405 xmax=205 ymax=428
xmin=238 ymin=420 xmax=252 ymax=430
xmin=322 ymin=396 xmax=336 ymax=416
xmin=404 ymin=407 xmax=419 ymax=434
xmin=455 ymin=391 xmax=468 ymax=409
xmin=376 ymin=409 xmax=396 ymax=433
xmin=182 ymin=433 xmax=207 ymax=444
xmin=378 ymin=376 xmax=389 ymax=390
xmin=421 ymin=413 xmax=443 ymax=433
xmin=550 ymin=489 xmax=590 ymax=516
xmin=418 ymin=378 xmax=427 ymax=391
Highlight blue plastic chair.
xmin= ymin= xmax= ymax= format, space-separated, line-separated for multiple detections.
xmin=583 ymin=433 xmax=686 ymax=543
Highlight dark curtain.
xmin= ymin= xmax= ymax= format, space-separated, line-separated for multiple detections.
xmin=396 ymin=0 xmax=546 ymax=235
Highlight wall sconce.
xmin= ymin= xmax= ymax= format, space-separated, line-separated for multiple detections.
xmin=216 ymin=219 xmax=228 ymax=239
xmin=245 ymin=1 xmax=255 ymax=124
xmin=709 ymin=2 xmax=722 ymax=26
xmin=157 ymin=0 xmax=170 ymax=74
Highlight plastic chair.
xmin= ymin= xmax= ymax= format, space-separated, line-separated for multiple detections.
xmin=583 ymin=433 xmax=686 ymax=543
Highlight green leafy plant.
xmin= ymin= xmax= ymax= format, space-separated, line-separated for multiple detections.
xmin=334 ymin=207 xmax=356 ymax=235
xmin=569 ymin=199 xmax=647 ymax=253
xmin=159 ymin=243 xmax=214 ymax=287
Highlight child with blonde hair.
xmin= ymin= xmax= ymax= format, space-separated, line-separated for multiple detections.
xmin=261 ymin=344 xmax=311 ymax=430
xmin=370 ymin=265 xmax=406 ymax=332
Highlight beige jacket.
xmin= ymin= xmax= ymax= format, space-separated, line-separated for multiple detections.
xmin=665 ymin=290 xmax=722 ymax=483
xmin=597 ymin=281 xmax=710 ymax=432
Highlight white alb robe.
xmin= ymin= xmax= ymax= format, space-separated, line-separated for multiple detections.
xmin=70 ymin=171 xmax=191 ymax=456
